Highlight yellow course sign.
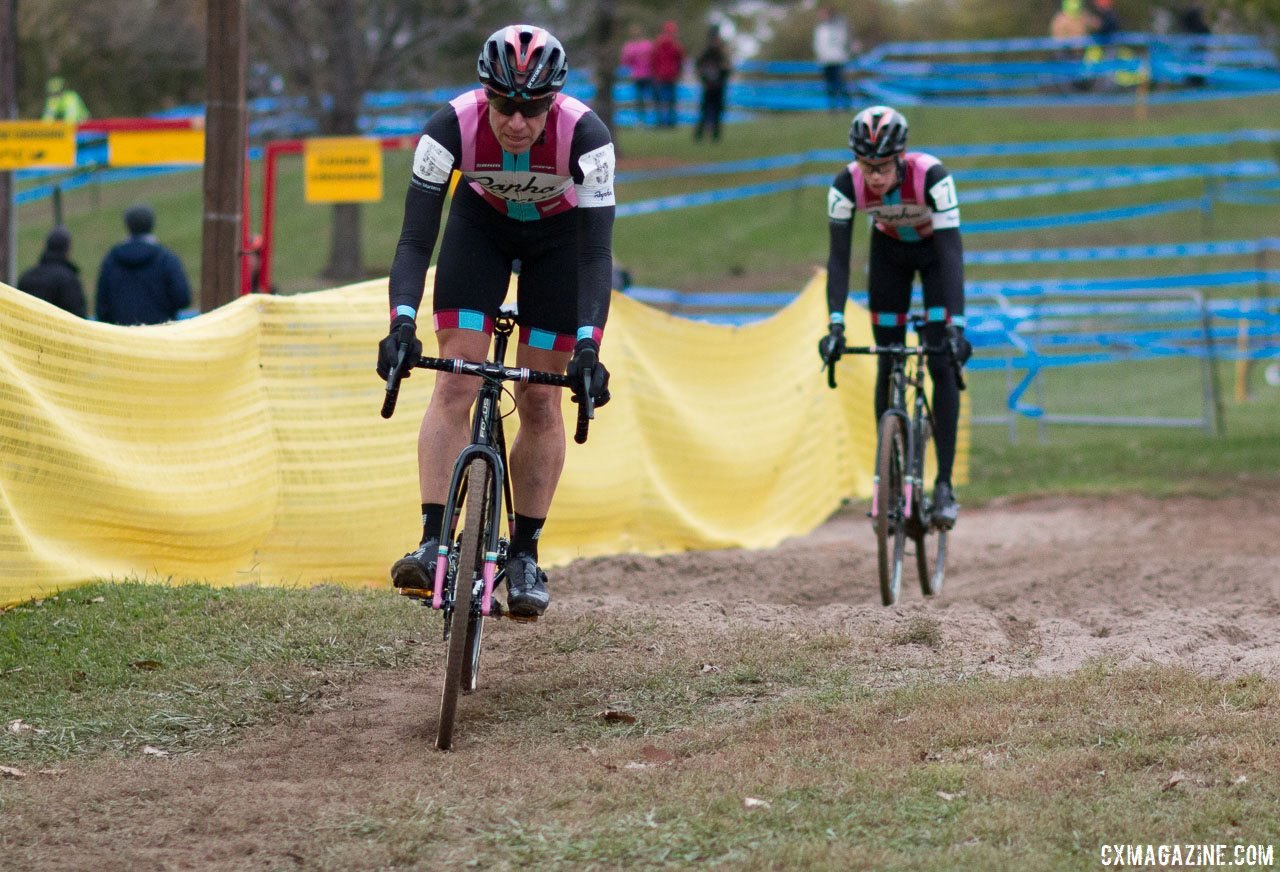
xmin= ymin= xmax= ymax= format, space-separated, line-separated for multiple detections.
xmin=109 ymin=129 xmax=205 ymax=167
xmin=0 ymin=121 xmax=77 ymax=170
xmin=304 ymin=137 xmax=383 ymax=203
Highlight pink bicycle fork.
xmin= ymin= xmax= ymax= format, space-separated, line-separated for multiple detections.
xmin=431 ymin=546 xmax=500 ymax=617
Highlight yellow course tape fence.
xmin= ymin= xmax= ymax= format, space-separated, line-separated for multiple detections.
xmin=0 ymin=273 xmax=966 ymax=606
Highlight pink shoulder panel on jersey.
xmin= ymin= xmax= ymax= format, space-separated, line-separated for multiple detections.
xmin=902 ymin=152 xmax=940 ymax=200
xmin=552 ymin=93 xmax=590 ymax=172
xmin=847 ymin=160 xmax=867 ymax=211
xmin=449 ymin=89 xmax=486 ymax=171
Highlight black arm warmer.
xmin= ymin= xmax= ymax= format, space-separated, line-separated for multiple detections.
xmin=576 ymin=204 xmax=615 ymax=334
xmin=387 ymin=109 xmax=460 ymax=318
xmin=825 ymin=169 xmax=857 ymax=317
xmin=388 ymin=184 xmax=447 ymax=316
xmin=569 ymin=111 xmax=617 ymax=337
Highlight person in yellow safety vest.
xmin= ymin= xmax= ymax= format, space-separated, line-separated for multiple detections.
xmin=41 ymin=77 xmax=91 ymax=124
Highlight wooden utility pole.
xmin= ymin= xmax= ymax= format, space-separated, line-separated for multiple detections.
xmin=1 ymin=0 xmax=18 ymax=286
xmin=201 ymin=0 xmax=247 ymax=311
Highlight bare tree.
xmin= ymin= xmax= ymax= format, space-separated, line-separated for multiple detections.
xmin=248 ymin=0 xmax=508 ymax=283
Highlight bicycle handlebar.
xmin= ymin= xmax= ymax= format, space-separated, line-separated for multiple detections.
xmin=380 ymin=352 xmax=593 ymax=443
xmin=830 ymin=343 xmax=967 ymax=392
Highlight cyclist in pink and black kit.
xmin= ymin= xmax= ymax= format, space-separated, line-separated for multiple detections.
xmin=818 ymin=105 xmax=972 ymax=527
xmin=376 ymin=25 xmax=615 ymax=618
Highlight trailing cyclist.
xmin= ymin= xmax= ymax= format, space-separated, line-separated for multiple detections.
xmin=817 ymin=105 xmax=972 ymax=528
xmin=377 ymin=24 xmax=615 ymax=618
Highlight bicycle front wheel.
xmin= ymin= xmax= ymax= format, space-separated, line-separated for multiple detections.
xmin=437 ymin=457 xmax=491 ymax=751
xmin=874 ymin=415 xmax=907 ymax=606
xmin=912 ymin=416 xmax=947 ymax=597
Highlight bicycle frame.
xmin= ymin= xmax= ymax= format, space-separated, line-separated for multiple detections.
xmin=885 ymin=341 xmax=934 ymax=525
xmin=430 ymin=325 xmax=514 ymax=617
xmin=381 ymin=311 xmax=591 ymax=617
xmin=835 ymin=317 xmax=961 ymax=527
xmin=380 ymin=311 xmax=592 ymax=748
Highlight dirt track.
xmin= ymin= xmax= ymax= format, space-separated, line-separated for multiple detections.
xmin=3 ymin=491 xmax=1279 ymax=870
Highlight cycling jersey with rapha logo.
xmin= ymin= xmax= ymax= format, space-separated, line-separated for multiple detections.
xmin=823 ymin=149 xmax=966 ymax=327
xmin=826 ymin=151 xmax=960 ymax=242
xmin=409 ymin=89 xmax=615 ymax=221
xmin=388 ymin=88 xmax=617 ymax=345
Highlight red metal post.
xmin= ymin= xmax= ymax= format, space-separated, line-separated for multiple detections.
xmin=257 ymin=134 xmax=415 ymax=294
xmin=258 ymin=139 xmax=301 ymax=295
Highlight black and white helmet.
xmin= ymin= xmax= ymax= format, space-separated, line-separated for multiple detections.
xmin=477 ymin=25 xmax=569 ymax=99
xmin=849 ymin=105 xmax=909 ymax=159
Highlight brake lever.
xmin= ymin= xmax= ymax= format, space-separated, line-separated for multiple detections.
xmin=380 ymin=341 xmax=410 ymax=419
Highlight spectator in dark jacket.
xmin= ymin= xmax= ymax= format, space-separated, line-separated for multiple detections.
xmin=16 ymin=226 xmax=87 ymax=317
xmin=694 ymin=27 xmax=731 ymax=142
xmin=96 ymin=205 xmax=192 ymax=325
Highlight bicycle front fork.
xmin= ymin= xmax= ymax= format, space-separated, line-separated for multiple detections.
xmin=431 ymin=538 xmax=509 ymax=616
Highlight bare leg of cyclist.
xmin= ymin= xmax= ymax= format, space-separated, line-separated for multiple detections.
xmin=503 ymin=343 xmax=572 ymax=617
xmin=509 ymin=344 xmax=572 ymax=517
xmin=417 ymin=328 xmax=493 ymax=503
xmin=390 ymin=328 xmax=491 ymax=592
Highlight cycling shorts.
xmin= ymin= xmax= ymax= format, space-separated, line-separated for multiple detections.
xmin=431 ymin=184 xmax=579 ymax=351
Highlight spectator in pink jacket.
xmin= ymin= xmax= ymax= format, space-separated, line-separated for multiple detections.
xmin=651 ymin=21 xmax=685 ymax=128
xmin=620 ymin=24 xmax=655 ymax=126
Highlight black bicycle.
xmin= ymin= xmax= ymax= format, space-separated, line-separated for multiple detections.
xmin=826 ymin=315 xmax=965 ymax=606
xmin=381 ymin=312 xmax=593 ymax=750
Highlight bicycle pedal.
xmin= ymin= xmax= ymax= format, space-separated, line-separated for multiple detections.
xmin=506 ymin=613 xmax=539 ymax=624
xmin=397 ymin=586 xmax=433 ymax=601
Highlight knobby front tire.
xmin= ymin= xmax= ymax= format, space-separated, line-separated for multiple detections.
xmin=912 ymin=416 xmax=947 ymax=597
xmin=462 ymin=474 xmax=495 ymax=694
xmin=437 ymin=457 xmax=491 ymax=751
xmin=875 ymin=415 xmax=907 ymax=607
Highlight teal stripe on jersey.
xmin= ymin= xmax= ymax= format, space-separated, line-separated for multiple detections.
xmin=502 ymin=150 xmax=540 ymax=222
xmin=885 ymin=189 xmax=922 ymax=243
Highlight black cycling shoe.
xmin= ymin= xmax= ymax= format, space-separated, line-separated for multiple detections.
xmin=932 ymin=482 xmax=959 ymax=530
xmin=504 ymin=553 xmax=550 ymax=618
xmin=391 ymin=538 xmax=439 ymax=593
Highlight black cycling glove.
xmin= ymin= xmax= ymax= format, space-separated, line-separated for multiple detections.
xmin=818 ymin=321 xmax=846 ymax=365
xmin=377 ymin=314 xmax=423 ymax=380
xmin=566 ymin=339 xmax=610 ymax=408
xmin=945 ymin=324 xmax=972 ymax=366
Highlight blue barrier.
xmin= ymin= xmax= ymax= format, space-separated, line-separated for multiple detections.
xmin=965 ymin=238 xmax=1279 ymax=265
xmin=625 ymin=271 xmax=1280 ymax=324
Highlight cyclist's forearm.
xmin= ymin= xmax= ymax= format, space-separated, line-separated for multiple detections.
xmin=576 ymin=205 xmax=615 ymax=343
xmin=931 ymin=227 xmax=966 ymax=320
xmin=388 ymin=185 xmax=446 ymax=318
xmin=825 ymin=219 xmax=854 ymax=319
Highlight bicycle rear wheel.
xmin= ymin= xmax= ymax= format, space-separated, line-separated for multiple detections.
xmin=437 ymin=457 xmax=491 ymax=751
xmin=874 ymin=415 xmax=907 ymax=606
xmin=912 ymin=417 xmax=947 ymax=597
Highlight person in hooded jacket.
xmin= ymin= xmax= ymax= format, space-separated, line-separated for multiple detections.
xmin=17 ymin=226 xmax=87 ymax=317
xmin=96 ymin=205 xmax=192 ymax=325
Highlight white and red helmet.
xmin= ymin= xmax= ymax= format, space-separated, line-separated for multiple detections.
xmin=849 ymin=105 xmax=909 ymax=159
xmin=477 ymin=25 xmax=569 ymax=99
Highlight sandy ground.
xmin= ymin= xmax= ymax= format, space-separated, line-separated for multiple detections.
xmin=3 ymin=490 xmax=1278 ymax=870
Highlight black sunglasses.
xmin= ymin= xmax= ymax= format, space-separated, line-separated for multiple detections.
xmin=486 ymin=90 xmax=555 ymax=118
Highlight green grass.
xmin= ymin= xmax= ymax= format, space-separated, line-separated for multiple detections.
xmin=964 ymin=358 xmax=1280 ymax=501
xmin=14 ymin=96 xmax=1280 ymax=300
xmin=0 ymin=580 xmax=429 ymax=763
xmin=4 ymin=571 xmax=1279 ymax=867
